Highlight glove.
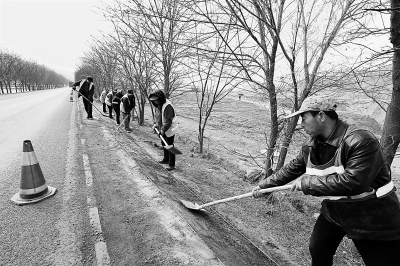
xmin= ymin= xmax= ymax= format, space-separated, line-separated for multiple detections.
xmin=252 ymin=186 xmax=272 ymax=198
xmin=72 ymin=86 xmax=76 ymax=90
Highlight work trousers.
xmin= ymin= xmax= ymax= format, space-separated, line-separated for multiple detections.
xmin=107 ymin=105 xmax=113 ymax=118
xmin=113 ymin=104 xmax=120 ymax=124
xmin=309 ymin=214 xmax=400 ymax=266
xmin=83 ymin=98 xmax=93 ymax=118
xmin=122 ymin=113 xmax=131 ymax=130
xmin=161 ymin=134 xmax=175 ymax=167
xmin=102 ymin=103 xmax=107 ymax=113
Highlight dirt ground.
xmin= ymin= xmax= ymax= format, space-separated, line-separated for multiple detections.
xmin=85 ymin=92 xmax=400 ymax=266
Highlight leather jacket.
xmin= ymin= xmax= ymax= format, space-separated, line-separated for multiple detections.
xmin=259 ymin=120 xmax=391 ymax=196
xmin=259 ymin=120 xmax=400 ymax=240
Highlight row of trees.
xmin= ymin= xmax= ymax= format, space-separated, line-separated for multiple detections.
xmin=76 ymin=0 xmax=399 ymax=179
xmin=0 ymin=49 xmax=69 ymax=94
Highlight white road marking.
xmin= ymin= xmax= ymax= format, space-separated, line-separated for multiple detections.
xmin=50 ymin=95 xmax=83 ymax=265
xmin=80 ymin=134 xmax=111 ymax=263
xmin=81 ymin=153 xmax=93 ymax=188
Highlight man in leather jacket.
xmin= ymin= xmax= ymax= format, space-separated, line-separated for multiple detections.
xmin=253 ymin=96 xmax=400 ymax=265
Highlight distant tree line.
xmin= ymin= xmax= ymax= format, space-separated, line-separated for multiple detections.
xmin=0 ymin=49 xmax=69 ymax=94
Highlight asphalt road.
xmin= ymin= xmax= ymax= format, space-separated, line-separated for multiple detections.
xmin=0 ymin=88 xmax=93 ymax=265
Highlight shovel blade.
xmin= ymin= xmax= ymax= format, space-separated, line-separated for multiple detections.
xmin=165 ymin=145 xmax=182 ymax=155
xmin=180 ymin=199 xmax=202 ymax=210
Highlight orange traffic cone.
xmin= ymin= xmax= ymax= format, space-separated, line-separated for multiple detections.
xmin=10 ymin=140 xmax=57 ymax=205
xmin=70 ymin=91 xmax=73 ymax=102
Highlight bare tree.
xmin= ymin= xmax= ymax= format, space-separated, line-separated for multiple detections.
xmin=379 ymin=0 xmax=400 ymax=164
xmin=189 ymin=0 xmax=380 ymax=179
xmin=107 ymin=0 xmax=196 ymax=97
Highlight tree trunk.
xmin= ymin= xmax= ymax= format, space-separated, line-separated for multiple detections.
xmin=380 ymin=0 xmax=400 ymax=165
xmin=265 ymin=81 xmax=279 ymax=177
xmin=277 ymin=116 xmax=300 ymax=170
xmin=198 ymin=128 xmax=204 ymax=154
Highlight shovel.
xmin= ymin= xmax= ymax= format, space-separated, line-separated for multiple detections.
xmin=154 ymin=128 xmax=182 ymax=155
xmin=181 ymin=184 xmax=292 ymax=211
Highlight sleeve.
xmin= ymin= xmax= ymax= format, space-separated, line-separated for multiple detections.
xmin=161 ymin=105 xmax=175 ymax=132
xmin=131 ymin=95 xmax=136 ymax=108
xmin=258 ymin=147 xmax=307 ymax=189
xmin=301 ymin=134 xmax=384 ymax=196
xmin=122 ymin=97 xmax=130 ymax=113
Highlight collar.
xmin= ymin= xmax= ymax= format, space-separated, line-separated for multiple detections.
xmin=306 ymin=119 xmax=349 ymax=147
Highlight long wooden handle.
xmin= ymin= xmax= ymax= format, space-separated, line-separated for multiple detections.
xmin=154 ymin=128 xmax=168 ymax=146
xmin=116 ymin=115 xmax=129 ymax=131
xmin=76 ymin=90 xmax=108 ymax=117
xmin=200 ymin=185 xmax=292 ymax=209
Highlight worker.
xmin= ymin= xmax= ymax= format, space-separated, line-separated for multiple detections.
xmin=252 ymin=96 xmax=400 ymax=265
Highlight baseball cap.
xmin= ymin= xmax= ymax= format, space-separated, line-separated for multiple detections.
xmin=284 ymin=96 xmax=337 ymax=119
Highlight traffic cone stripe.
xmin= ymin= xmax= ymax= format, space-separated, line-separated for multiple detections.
xmin=21 ymin=152 xmax=39 ymax=166
xmin=20 ymin=164 xmax=47 ymax=190
xmin=19 ymin=185 xmax=48 ymax=199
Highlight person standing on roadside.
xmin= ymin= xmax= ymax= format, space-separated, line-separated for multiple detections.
xmin=120 ymin=89 xmax=136 ymax=132
xmin=149 ymin=90 xmax=178 ymax=171
xmin=100 ymin=88 xmax=108 ymax=113
xmin=72 ymin=76 xmax=95 ymax=120
xmin=112 ymin=90 xmax=123 ymax=125
xmin=105 ymin=89 xmax=114 ymax=119
xmin=252 ymin=96 xmax=400 ymax=266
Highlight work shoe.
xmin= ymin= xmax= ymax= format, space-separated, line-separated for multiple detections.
xmin=158 ymin=160 xmax=169 ymax=164
xmin=125 ymin=128 xmax=132 ymax=132
xmin=166 ymin=166 xmax=175 ymax=171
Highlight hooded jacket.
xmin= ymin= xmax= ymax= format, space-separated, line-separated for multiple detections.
xmin=149 ymin=90 xmax=176 ymax=135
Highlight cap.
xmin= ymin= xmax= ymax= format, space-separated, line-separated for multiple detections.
xmin=284 ymin=96 xmax=337 ymax=119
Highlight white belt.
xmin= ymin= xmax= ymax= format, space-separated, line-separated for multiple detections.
xmin=327 ymin=181 xmax=394 ymax=200
xmin=376 ymin=181 xmax=394 ymax=198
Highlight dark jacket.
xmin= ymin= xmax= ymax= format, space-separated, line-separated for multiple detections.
xmin=73 ymin=79 xmax=95 ymax=100
xmin=112 ymin=91 xmax=123 ymax=105
xmin=259 ymin=120 xmax=391 ymax=195
xmin=259 ymin=120 xmax=400 ymax=240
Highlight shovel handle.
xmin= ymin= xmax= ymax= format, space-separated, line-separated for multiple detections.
xmin=116 ymin=115 xmax=129 ymax=131
xmin=154 ymin=128 xmax=169 ymax=146
xmin=75 ymin=90 xmax=108 ymax=117
xmin=199 ymin=184 xmax=292 ymax=209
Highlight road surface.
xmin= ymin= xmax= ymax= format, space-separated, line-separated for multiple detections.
xmin=0 ymin=88 xmax=288 ymax=266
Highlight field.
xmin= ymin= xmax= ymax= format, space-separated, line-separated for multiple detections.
xmin=130 ymin=91 xmax=398 ymax=265
xmin=91 ymin=90 xmax=399 ymax=265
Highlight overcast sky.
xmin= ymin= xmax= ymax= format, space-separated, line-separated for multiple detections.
xmin=0 ymin=0 xmax=109 ymax=81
